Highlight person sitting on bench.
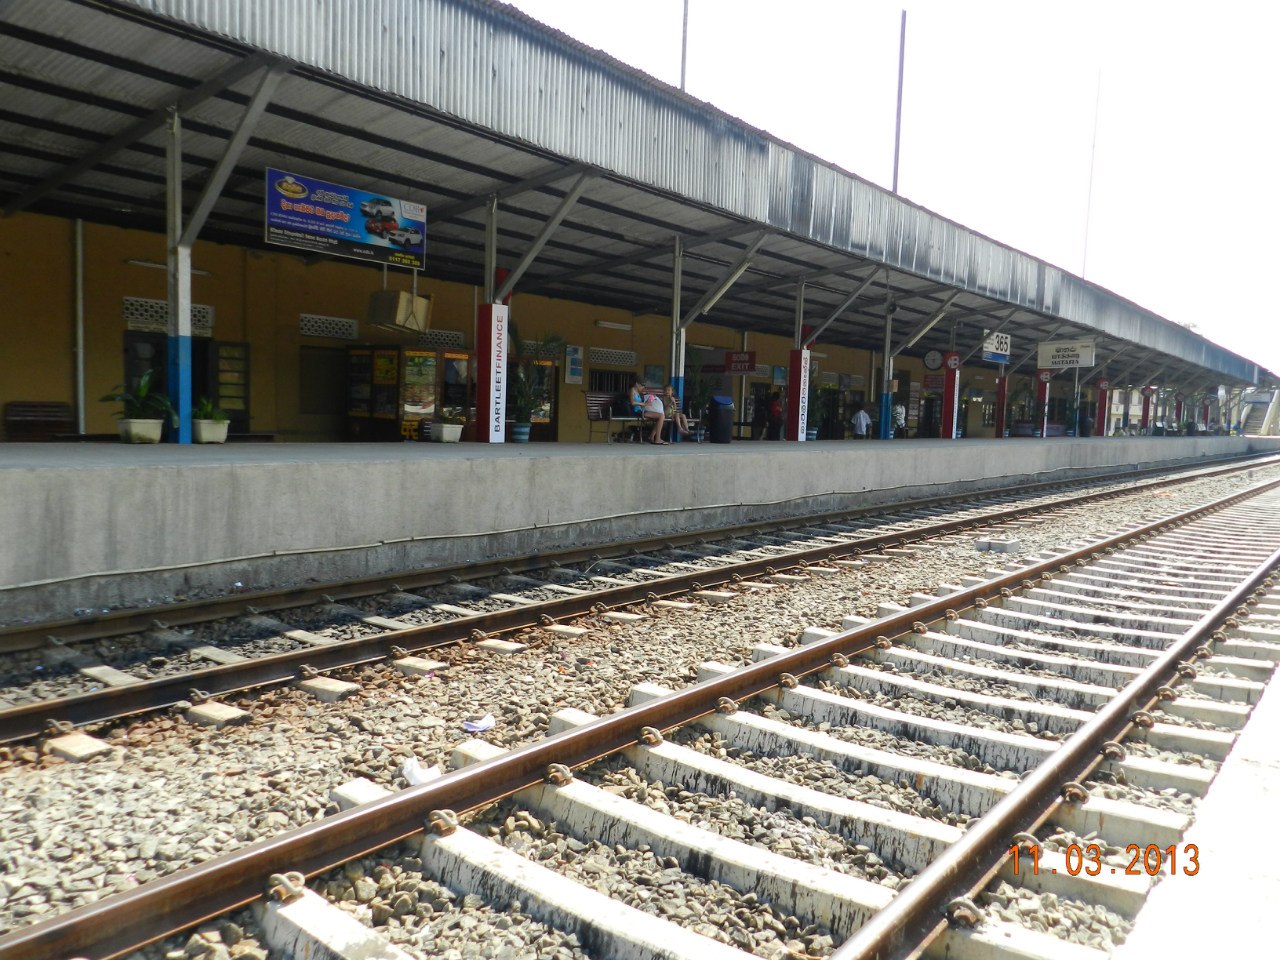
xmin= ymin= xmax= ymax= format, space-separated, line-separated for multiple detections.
xmin=630 ymin=378 xmax=667 ymax=444
xmin=661 ymin=384 xmax=693 ymax=439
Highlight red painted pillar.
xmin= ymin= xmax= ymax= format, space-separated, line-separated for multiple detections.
xmin=474 ymin=303 xmax=509 ymax=442
xmin=1095 ymin=379 xmax=1110 ymax=437
xmin=1036 ymin=369 xmax=1052 ymax=438
xmin=1140 ymin=386 xmax=1153 ymax=431
xmin=994 ymin=376 xmax=1008 ymax=438
xmin=785 ymin=348 xmax=810 ymax=441
xmin=940 ymin=352 xmax=961 ymax=438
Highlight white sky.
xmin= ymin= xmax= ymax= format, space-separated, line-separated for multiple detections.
xmin=506 ymin=0 xmax=1280 ymax=377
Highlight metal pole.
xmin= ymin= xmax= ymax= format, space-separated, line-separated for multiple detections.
xmin=166 ymin=108 xmax=192 ymax=444
xmin=891 ymin=10 xmax=906 ymax=194
xmin=1082 ymin=67 xmax=1101 ymax=277
xmin=880 ymin=290 xmax=894 ymax=439
xmin=680 ymin=0 xmax=689 ymax=91
xmin=74 ymin=219 xmax=85 ymax=433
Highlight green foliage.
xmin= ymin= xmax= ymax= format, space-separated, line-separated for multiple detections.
xmin=100 ymin=369 xmax=177 ymax=425
xmin=682 ymin=363 xmax=714 ymax=416
xmin=507 ymin=318 xmax=565 ymax=422
xmin=193 ymin=396 xmax=228 ymax=423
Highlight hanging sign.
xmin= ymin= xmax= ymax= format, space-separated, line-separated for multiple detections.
xmin=981 ymin=332 xmax=1011 ymax=364
xmin=1036 ymin=339 xmax=1096 ymax=369
xmin=1096 ymin=379 xmax=1111 ymax=390
xmin=265 ymin=168 xmax=426 ymax=269
xmin=724 ymin=351 xmax=756 ymax=374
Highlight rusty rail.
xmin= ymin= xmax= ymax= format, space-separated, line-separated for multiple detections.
xmin=1 ymin=477 xmax=1277 ymax=960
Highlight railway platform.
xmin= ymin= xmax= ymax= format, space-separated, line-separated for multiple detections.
xmin=1117 ymin=658 xmax=1280 ymax=957
xmin=0 ymin=435 xmax=1273 ymax=621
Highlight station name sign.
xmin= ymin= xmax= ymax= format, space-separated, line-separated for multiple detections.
xmin=264 ymin=168 xmax=426 ymax=270
xmin=1036 ymin=338 xmax=1096 ymax=369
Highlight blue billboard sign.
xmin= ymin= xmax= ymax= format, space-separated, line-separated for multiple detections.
xmin=264 ymin=168 xmax=426 ymax=270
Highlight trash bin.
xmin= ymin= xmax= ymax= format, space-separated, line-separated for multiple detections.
xmin=709 ymin=395 xmax=734 ymax=444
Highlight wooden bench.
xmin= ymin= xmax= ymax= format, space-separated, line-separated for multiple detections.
xmin=585 ymin=391 xmax=645 ymax=443
xmin=3 ymin=401 xmax=75 ymax=441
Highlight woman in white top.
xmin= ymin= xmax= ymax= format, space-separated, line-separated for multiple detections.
xmin=630 ymin=379 xmax=667 ymax=443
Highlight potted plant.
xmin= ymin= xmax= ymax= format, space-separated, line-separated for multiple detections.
xmin=193 ymin=396 xmax=230 ymax=443
xmin=430 ymin=415 xmax=465 ymax=443
xmin=682 ymin=363 xmax=715 ymax=441
xmin=507 ymin=319 xmax=564 ymax=442
xmin=100 ymin=369 xmax=176 ymax=443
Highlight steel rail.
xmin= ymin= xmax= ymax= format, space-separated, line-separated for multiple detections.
xmin=2 ymin=453 xmax=1271 ymax=655
xmin=830 ymin=522 xmax=1280 ymax=959
xmin=3 ymin=476 xmax=1276 ymax=960
xmin=4 ymin=457 xmax=1275 ymax=744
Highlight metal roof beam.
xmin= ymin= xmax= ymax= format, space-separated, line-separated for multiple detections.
xmin=1109 ymin=350 xmax=1156 ymax=387
xmin=2 ymin=52 xmax=274 ymax=218
xmin=891 ymin=290 xmax=960 ymax=358
xmin=802 ymin=270 xmax=880 ymax=347
xmin=680 ymin=231 xmax=768 ymax=328
xmin=493 ymin=171 xmax=594 ymax=303
xmin=1005 ymin=323 xmax=1066 ymax=375
xmin=180 ymin=62 xmax=288 ymax=248
xmin=527 ymin=223 xmax=760 ymax=290
xmin=1079 ymin=345 xmax=1130 ymax=385
xmin=429 ymin=161 xmax=591 ymax=224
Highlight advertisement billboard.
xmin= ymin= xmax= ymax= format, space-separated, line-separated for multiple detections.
xmin=264 ymin=168 xmax=426 ymax=269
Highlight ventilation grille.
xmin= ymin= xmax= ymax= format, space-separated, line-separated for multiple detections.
xmin=418 ymin=329 xmax=465 ymax=348
xmin=299 ymin=314 xmax=359 ymax=340
xmin=589 ymin=347 xmax=638 ymax=367
xmin=124 ymin=297 xmax=213 ymax=337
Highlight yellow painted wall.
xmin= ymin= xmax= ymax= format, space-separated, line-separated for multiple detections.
xmin=0 ymin=210 xmax=883 ymax=442
xmin=0 ymin=215 xmax=75 ymax=411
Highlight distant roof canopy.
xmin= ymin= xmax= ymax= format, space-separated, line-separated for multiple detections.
xmin=0 ymin=0 xmax=1271 ymax=389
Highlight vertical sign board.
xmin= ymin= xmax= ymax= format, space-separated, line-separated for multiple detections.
xmin=786 ymin=348 xmax=810 ymax=440
xmin=475 ymin=304 xmax=508 ymax=443
xmin=940 ymin=352 xmax=962 ymax=439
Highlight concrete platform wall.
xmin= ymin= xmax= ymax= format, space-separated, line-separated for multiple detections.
xmin=0 ymin=436 xmax=1261 ymax=620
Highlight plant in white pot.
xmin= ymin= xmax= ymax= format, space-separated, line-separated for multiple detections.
xmin=100 ymin=369 xmax=176 ymax=443
xmin=429 ymin=415 xmax=464 ymax=443
xmin=193 ymin=396 xmax=230 ymax=443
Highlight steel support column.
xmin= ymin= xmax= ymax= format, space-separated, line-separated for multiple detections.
xmin=493 ymin=173 xmax=593 ymax=303
xmin=670 ymin=235 xmax=686 ymax=441
xmin=165 ymin=110 xmax=191 ymax=444
xmin=880 ymin=288 xmax=894 ymax=439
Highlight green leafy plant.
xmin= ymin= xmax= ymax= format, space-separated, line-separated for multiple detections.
xmin=100 ymin=369 xmax=177 ymax=425
xmin=806 ymin=366 xmax=828 ymax=429
xmin=507 ymin=319 xmax=564 ymax=423
xmin=193 ymin=396 xmax=228 ymax=423
xmin=682 ymin=363 xmax=715 ymax=417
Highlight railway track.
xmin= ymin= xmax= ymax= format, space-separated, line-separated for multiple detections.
xmin=2 ymin=467 xmax=1277 ymax=959
xmin=1 ymin=455 xmax=1275 ymax=745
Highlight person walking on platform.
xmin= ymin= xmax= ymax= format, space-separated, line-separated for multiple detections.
xmin=892 ymin=401 xmax=907 ymax=438
xmin=630 ymin=378 xmax=667 ymax=444
xmin=851 ymin=404 xmax=871 ymax=439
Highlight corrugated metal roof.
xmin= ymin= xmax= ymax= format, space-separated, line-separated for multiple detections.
xmin=0 ymin=0 xmax=1268 ymax=385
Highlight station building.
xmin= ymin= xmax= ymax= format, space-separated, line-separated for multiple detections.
xmin=1 ymin=0 xmax=1274 ymax=449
